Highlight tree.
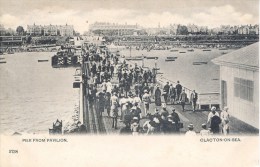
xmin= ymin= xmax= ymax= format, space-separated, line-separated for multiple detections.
xmin=177 ymin=25 xmax=188 ymax=35
xmin=26 ymin=35 xmax=32 ymax=44
xmin=16 ymin=26 xmax=24 ymax=35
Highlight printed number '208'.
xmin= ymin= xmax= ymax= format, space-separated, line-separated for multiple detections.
xmin=9 ymin=150 xmax=18 ymax=153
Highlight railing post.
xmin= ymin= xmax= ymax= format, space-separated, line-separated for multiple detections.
xmin=79 ymin=82 xmax=84 ymax=123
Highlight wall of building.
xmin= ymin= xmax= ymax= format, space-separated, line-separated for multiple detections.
xmin=220 ymin=65 xmax=259 ymax=128
xmin=27 ymin=24 xmax=73 ymax=36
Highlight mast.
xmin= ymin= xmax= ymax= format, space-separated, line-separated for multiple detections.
xmin=130 ymin=46 xmax=132 ymax=57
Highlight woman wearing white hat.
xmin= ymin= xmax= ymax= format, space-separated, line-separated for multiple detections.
xmin=142 ymin=89 xmax=151 ymax=116
xmin=207 ymin=106 xmax=221 ymax=134
xmin=207 ymin=106 xmax=219 ymax=123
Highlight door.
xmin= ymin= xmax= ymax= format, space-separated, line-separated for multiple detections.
xmin=221 ymin=80 xmax=227 ymax=108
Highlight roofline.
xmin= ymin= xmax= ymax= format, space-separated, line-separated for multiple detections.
xmin=212 ymin=59 xmax=259 ymax=71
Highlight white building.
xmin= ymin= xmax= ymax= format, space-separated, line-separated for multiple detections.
xmin=212 ymin=42 xmax=259 ymax=129
xmin=59 ymin=24 xmax=74 ymax=37
xmin=43 ymin=24 xmax=58 ymax=36
xmin=27 ymin=24 xmax=43 ymax=35
xmin=27 ymin=24 xmax=74 ymax=36
xmin=0 ymin=24 xmax=5 ymax=35
xmin=89 ymin=22 xmax=139 ymax=36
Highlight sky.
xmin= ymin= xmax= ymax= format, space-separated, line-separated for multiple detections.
xmin=0 ymin=0 xmax=259 ymax=33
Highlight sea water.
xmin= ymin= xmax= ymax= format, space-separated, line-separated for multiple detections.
xmin=0 ymin=52 xmax=79 ymax=134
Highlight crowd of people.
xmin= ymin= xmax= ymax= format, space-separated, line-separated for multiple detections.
xmin=81 ymin=44 xmax=230 ymax=136
xmin=185 ymin=106 xmax=230 ymax=136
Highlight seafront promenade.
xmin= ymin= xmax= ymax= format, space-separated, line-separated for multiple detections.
xmin=79 ymin=46 xmax=258 ymax=135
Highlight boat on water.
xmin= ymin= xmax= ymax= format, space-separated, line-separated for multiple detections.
xmin=165 ymin=58 xmax=176 ymax=62
xmin=219 ymin=48 xmax=228 ymax=50
xmin=165 ymin=57 xmax=178 ymax=61
xmin=0 ymin=61 xmax=7 ymax=64
xmin=38 ymin=60 xmax=49 ymax=62
xmin=170 ymin=49 xmax=178 ymax=52
xmin=192 ymin=62 xmax=208 ymax=65
xmin=187 ymin=49 xmax=194 ymax=52
xmin=51 ymin=48 xmax=80 ymax=68
xmin=166 ymin=57 xmax=178 ymax=59
xmin=179 ymin=51 xmax=186 ymax=53
xmin=202 ymin=49 xmax=211 ymax=51
xmin=125 ymin=57 xmax=143 ymax=61
xmin=146 ymin=56 xmax=158 ymax=60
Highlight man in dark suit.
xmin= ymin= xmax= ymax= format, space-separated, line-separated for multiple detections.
xmin=175 ymin=81 xmax=182 ymax=101
xmin=163 ymin=82 xmax=170 ymax=104
xmin=171 ymin=108 xmax=181 ymax=132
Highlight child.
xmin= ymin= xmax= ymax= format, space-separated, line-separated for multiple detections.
xmin=200 ymin=123 xmax=211 ymax=136
xmin=131 ymin=117 xmax=140 ymax=136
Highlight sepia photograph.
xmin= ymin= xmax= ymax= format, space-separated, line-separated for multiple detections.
xmin=0 ymin=0 xmax=259 ymax=166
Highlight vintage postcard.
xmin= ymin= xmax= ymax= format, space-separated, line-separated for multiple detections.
xmin=0 ymin=0 xmax=259 ymax=166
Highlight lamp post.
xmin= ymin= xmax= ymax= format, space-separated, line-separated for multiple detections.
xmin=142 ymin=54 xmax=144 ymax=67
xmin=130 ymin=46 xmax=132 ymax=57
xmin=154 ymin=57 xmax=158 ymax=75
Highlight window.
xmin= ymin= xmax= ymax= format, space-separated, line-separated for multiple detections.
xmin=234 ymin=77 xmax=254 ymax=102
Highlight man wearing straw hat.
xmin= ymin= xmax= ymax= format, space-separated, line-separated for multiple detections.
xmin=185 ymin=124 xmax=196 ymax=136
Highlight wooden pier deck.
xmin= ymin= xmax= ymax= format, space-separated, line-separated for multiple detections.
xmin=81 ymin=62 xmax=258 ymax=135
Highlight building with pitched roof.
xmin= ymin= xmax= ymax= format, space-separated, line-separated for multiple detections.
xmin=212 ymin=42 xmax=259 ymax=129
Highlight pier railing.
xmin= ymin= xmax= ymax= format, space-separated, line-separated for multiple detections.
xmin=123 ymin=55 xmax=220 ymax=110
xmin=156 ymin=75 xmax=193 ymax=102
xmin=156 ymin=75 xmax=220 ymax=110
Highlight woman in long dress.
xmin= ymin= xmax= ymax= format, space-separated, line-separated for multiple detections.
xmin=154 ymin=86 xmax=161 ymax=106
